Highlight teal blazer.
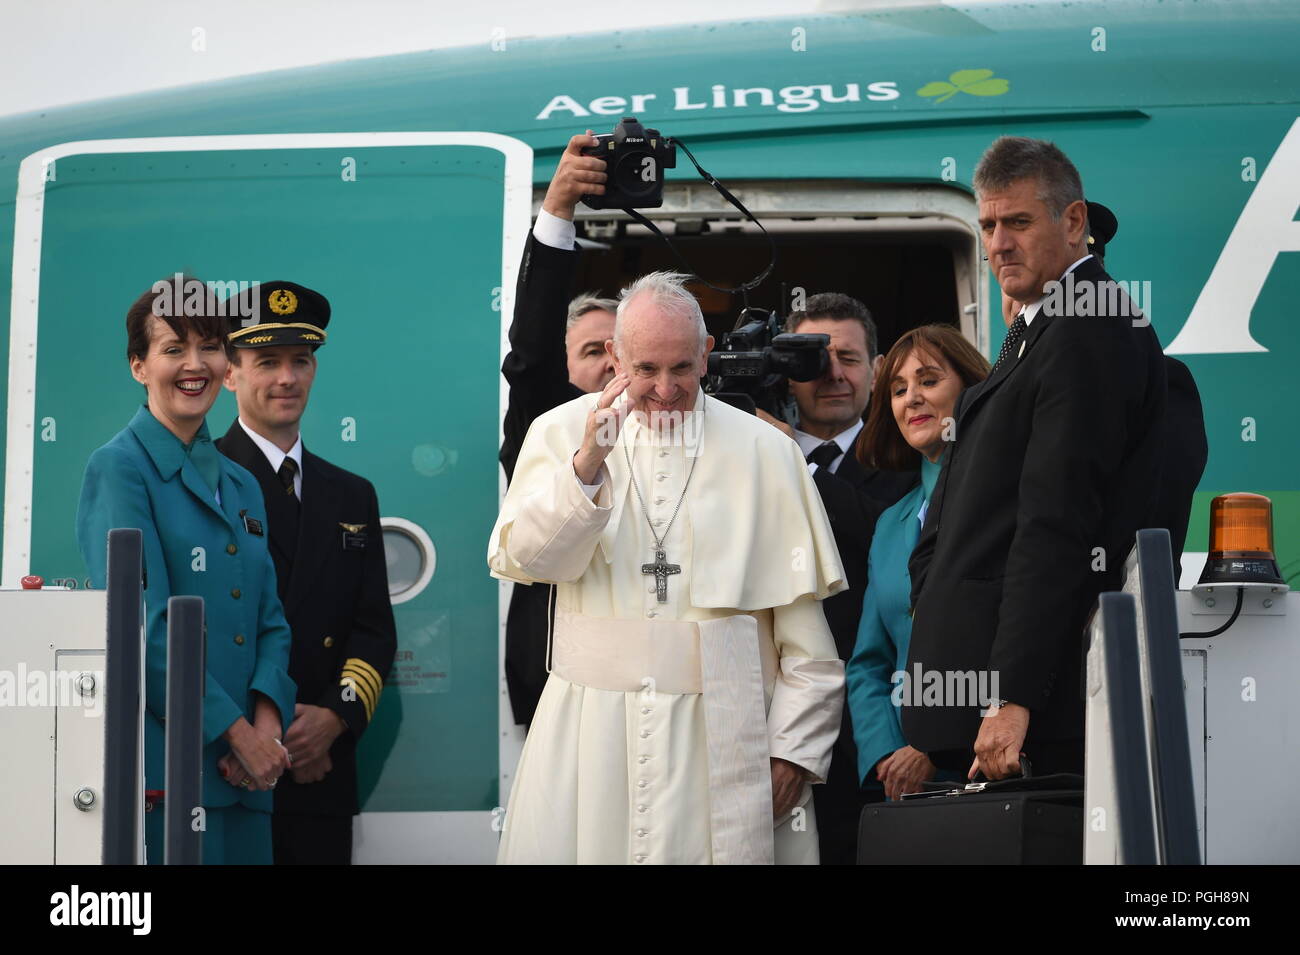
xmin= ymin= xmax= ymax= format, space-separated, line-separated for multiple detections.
xmin=846 ymin=455 xmax=942 ymax=787
xmin=76 ymin=405 xmax=296 ymax=813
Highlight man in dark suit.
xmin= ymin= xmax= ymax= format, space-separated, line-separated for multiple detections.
xmin=1082 ymin=202 xmax=1208 ymax=574
xmin=217 ymin=281 xmax=397 ymax=864
xmin=907 ymin=138 xmax=1167 ymax=780
xmin=501 ymin=131 xmax=616 ymax=727
xmin=1157 ymin=356 xmax=1208 ymax=572
xmin=760 ymin=293 xmax=915 ymax=864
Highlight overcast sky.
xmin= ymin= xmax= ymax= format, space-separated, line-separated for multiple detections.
xmin=1 ymin=0 xmax=833 ymax=118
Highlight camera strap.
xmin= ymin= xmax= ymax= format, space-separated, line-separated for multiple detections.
xmin=619 ymin=139 xmax=777 ymax=296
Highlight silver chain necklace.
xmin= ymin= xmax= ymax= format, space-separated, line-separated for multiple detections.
xmin=621 ymin=396 xmax=707 ymax=603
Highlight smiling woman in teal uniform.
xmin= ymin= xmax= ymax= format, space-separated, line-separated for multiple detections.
xmin=847 ymin=325 xmax=990 ymax=801
xmin=77 ymin=277 xmax=296 ymax=864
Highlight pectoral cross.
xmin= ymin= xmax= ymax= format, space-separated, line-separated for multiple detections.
xmin=641 ymin=548 xmax=681 ymax=604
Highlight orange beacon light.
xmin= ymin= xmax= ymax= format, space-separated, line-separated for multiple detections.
xmin=1196 ymin=492 xmax=1285 ymax=589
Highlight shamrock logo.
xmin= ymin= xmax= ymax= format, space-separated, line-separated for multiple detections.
xmin=918 ymin=69 xmax=1010 ymax=103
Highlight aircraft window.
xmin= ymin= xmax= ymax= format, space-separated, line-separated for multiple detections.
xmin=382 ymin=517 xmax=437 ymax=605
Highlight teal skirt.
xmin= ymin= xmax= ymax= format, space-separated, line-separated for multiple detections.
xmin=145 ymin=804 xmax=272 ymax=865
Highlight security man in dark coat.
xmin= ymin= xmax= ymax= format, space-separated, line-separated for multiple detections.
xmin=908 ymin=139 xmax=1167 ymax=780
xmin=1084 ymin=201 xmax=1208 ymax=573
xmin=216 ymin=281 xmax=397 ymax=864
xmin=998 ymin=201 xmax=1209 ymax=571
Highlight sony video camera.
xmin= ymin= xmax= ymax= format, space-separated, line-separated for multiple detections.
xmin=705 ymin=308 xmax=829 ymax=418
xmin=581 ymin=116 xmax=677 ymax=210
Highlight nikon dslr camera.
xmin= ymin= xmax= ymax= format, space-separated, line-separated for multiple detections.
xmin=581 ymin=116 xmax=677 ymax=210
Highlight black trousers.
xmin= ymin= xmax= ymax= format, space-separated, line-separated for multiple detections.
xmin=272 ymin=812 xmax=354 ymax=865
xmin=929 ymin=737 xmax=1085 ymax=778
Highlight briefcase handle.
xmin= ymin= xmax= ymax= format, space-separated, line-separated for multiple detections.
xmin=971 ymin=754 xmax=1033 ymax=784
xmin=905 ymin=755 xmax=1034 ymax=799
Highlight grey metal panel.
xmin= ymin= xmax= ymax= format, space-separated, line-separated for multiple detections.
xmin=0 ymin=590 xmax=107 ymax=862
xmin=1176 ymin=591 xmax=1300 ymax=863
xmin=1181 ymin=648 xmax=1208 ymax=860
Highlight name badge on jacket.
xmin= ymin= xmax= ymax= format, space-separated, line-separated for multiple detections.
xmin=240 ymin=510 xmax=264 ymax=537
xmin=340 ymin=522 xmax=367 ymax=550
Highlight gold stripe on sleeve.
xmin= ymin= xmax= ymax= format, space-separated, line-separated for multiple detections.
xmin=342 ymin=661 xmax=382 ymax=704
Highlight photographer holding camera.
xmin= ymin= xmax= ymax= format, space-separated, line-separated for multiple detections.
xmin=500 ymin=131 xmax=619 ymax=727
xmin=759 ymin=294 xmax=917 ymax=864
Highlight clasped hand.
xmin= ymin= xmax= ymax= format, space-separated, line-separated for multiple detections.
xmin=219 ymin=720 xmax=290 ymax=791
xmin=283 ymin=704 xmax=345 ymax=784
xmin=219 ymin=696 xmax=290 ymax=791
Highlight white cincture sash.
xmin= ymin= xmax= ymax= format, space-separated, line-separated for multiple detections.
xmin=551 ymin=609 xmax=777 ymax=865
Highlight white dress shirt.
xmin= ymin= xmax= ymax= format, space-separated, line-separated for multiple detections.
xmin=237 ymin=418 xmax=303 ymax=500
xmin=532 ymin=207 xmax=577 ymax=251
xmin=794 ymin=419 xmax=864 ymax=476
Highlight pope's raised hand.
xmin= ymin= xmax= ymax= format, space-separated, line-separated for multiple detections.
xmin=573 ymin=372 xmax=631 ymax=485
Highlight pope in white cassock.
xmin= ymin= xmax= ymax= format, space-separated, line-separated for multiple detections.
xmin=488 ymin=271 xmax=847 ymax=865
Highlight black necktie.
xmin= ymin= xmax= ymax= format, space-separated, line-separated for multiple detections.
xmin=992 ymin=312 xmax=1028 ymax=372
xmin=278 ymin=457 xmax=299 ymax=505
xmin=807 ymin=441 xmax=841 ymax=470
xmin=275 ymin=457 xmax=301 ymax=549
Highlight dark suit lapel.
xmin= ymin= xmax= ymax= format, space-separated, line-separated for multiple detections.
xmin=216 ymin=420 xmax=299 ymax=569
xmin=959 ymin=311 xmax=1056 ymax=425
xmin=961 ymin=255 xmax=1110 ymax=425
xmin=216 ymin=419 xmax=269 ymax=480
xmin=284 ymin=449 xmax=342 ymax=618
xmin=832 ymin=448 xmax=866 ymax=489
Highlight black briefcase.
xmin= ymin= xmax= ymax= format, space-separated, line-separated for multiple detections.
xmin=856 ymin=767 xmax=1084 ymax=865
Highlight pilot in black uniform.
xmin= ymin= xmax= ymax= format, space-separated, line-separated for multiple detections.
xmin=216 ymin=281 xmax=397 ymax=864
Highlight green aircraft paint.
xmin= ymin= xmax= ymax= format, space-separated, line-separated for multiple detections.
xmin=1 ymin=1 xmax=1297 ymax=819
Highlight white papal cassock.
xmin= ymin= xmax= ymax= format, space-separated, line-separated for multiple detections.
xmin=489 ymin=388 xmax=846 ymax=864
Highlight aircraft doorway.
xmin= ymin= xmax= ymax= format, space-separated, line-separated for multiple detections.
xmin=546 ymin=180 xmax=986 ymax=358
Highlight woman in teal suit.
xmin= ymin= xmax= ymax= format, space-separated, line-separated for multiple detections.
xmin=847 ymin=325 xmax=990 ymax=801
xmin=77 ymin=277 xmax=296 ymax=864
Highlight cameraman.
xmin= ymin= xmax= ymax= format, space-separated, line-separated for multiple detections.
xmin=762 ymin=294 xmax=916 ymax=864
xmin=500 ymin=131 xmax=616 ymax=726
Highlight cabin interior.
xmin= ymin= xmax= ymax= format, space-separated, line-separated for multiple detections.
xmin=551 ymin=179 xmax=979 ymax=357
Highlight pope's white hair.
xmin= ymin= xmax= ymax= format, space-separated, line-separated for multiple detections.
xmin=613 ymin=271 xmax=707 ymax=355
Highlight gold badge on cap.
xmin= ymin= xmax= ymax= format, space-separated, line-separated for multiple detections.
xmin=268 ymin=288 xmax=298 ymax=315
